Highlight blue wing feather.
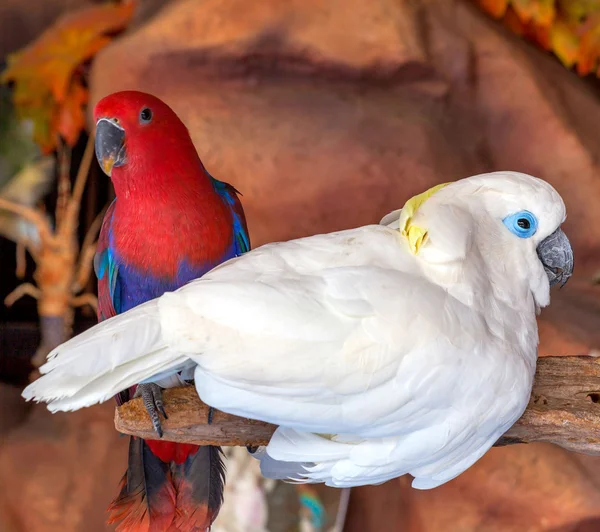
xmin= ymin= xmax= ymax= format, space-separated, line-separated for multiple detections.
xmin=95 ymin=200 xmax=121 ymax=320
xmin=211 ymin=176 xmax=251 ymax=256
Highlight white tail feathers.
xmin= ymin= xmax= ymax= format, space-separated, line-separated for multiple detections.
xmin=259 ymin=428 xmax=357 ymax=486
xmin=22 ymin=298 xmax=188 ymax=412
xmin=249 ymin=446 xmax=315 ymax=483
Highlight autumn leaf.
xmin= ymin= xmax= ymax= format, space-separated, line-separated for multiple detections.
xmin=550 ymin=20 xmax=580 ymax=67
xmin=525 ymin=21 xmax=552 ymax=49
xmin=475 ymin=0 xmax=600 ymax=80
xmin=56 ymin=79 xmax=88 ymax=148
xmin=558 ymin=0 xmax=600 ymax=24
xmin=477 ymin=0 xmax=510 ymax=18
xmin=503 ymin=6 xmax=552 ymax=49
xmin=578 ymin=26 xmax=600 ymax=73
xmin=503 ymin=6 xmax=527 ymax=34
xmin=1 ymin=1 xmax=135 ymax=153
xmin=511 ymin=0 xmax=556 ymax=26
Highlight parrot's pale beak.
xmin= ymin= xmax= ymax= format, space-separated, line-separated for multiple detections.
xmin=537 ymin=228 xmax=573 ymax=288
xmin=95 ymin=118 xmax=126 ymax=176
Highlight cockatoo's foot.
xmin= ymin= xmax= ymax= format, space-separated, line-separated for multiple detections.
xmin=207 ymin=406 xmax=215 ymax=425
xmin=134 ymin=383 xmax=168 ymax=438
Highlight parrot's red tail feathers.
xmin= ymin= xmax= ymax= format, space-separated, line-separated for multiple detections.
xmin=172 ymin=445 xmax=226 ymax=531
xmin=107 ymin=439 xmax=225 ymax=532
xmin=145 ymin=440 xmax=200 ymax=464
xmin=107 ymin=437 xmax=177 ymax=532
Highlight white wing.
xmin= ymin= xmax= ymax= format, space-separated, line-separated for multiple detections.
xmin=25 ymin=223 xmax=526 ymax=432
xmin=154 ymin=226 xmax=521 ymax=441
xmin=22 ymin=224 xmax=415 ymax=411
xmin=21 ymin=298 xmax=192 ymax=411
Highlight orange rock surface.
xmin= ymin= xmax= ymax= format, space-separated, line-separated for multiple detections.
xmin=0 ymin=402 xmax=126 ymax=532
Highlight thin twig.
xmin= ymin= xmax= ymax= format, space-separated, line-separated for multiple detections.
xmin=70 ymin=293 xmax=98 ymax=312
xmin=72 ymin=242 xmax=97 ymax=293
xmin=5 ymin=283 xmax=41 ymax=307
xmin=0 ymin=198 xmax=53 ymax=244
xmin=71 ymin=204 xmax=107 ymax=292
xmin=70 ymin=134 xmax=94 ymax=210
xmin=60 ymin=134 xmax=95 ymax=240
xmin=55 ymin=141 xmax=72 ymax=228
xmin=24 ymin=242 xmax=39 ymax=263
xmin=16 ymin=235 xmax=40 ymax=263
xmin=15 ymin=242 xmax=26 ymax=279
xmin=81 ymin=203 xmax=106 ymax=253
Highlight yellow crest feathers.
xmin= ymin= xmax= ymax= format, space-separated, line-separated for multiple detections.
xmin=398 ymin=182 xmax=449 ymax=254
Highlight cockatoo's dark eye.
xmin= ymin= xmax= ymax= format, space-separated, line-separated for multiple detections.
xmin=139 ymin=107 xmax=153 ymax=124
xmin=503 ymin=210 xmax=538 ymax=238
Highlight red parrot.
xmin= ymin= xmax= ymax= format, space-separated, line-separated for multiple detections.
xmin=92 ymin=91 xmax=250 ymax=531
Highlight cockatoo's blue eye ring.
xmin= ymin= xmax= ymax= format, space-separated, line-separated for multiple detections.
xmin=503 ymin=211 xmax=538 ymax=238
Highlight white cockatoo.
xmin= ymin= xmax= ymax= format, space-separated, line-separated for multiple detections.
xmin=23 ymin=171 xmax=573 ymax=490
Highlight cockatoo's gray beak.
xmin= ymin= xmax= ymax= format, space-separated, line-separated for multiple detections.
xmin=537 ymin=228 xmax=573 ymax=288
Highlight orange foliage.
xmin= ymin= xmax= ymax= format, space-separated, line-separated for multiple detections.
xmin=475 ymin=0 xmax=600 ymax=76
xmin=1 ymin=1 xmax=135 ymax=153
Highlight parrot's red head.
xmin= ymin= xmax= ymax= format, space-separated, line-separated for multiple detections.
xmin=93 ymin=91 xmax=202 ymax=194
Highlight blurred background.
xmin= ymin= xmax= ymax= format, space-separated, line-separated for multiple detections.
xmin=2 ymin=0 xmax=600 ymax=530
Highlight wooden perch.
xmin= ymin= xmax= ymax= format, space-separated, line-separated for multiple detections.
xmin=116 ymin=386 xmax=276 ymax=446
xmin=115 ymin=355 xmax=600 ymax=454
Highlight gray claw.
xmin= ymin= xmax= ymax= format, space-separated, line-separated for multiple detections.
xmin=155 ymin=394 xmax=168 ymax=420
xmin=135 ymin=383 xmax=168 ymax=438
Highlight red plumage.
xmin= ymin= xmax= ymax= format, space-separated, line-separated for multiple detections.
xmin=94 ymin=91 xmax=236 ymax=279
xmin=94 ymin=91 xmax=248 ymax=532
xmin=146 ymin=441 xmax=200 ymax=465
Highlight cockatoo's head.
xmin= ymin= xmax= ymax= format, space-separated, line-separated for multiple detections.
xmin=382 ymin=171 xmax=573 ymax=308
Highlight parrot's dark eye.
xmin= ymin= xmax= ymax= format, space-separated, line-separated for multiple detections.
xmin=139 ymin=107 xmax=153 ymax=124
xmin=517 ymin=218 xmax=530 ymax=229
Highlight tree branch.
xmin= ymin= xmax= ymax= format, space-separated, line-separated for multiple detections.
xmin=115 ymin=386 xmax=276 ymax=445
xmin=15 ymin=242 xmax=26 ymax=279
xmin=4 ymin=283 xmax=41 ymax=307
xmin=60 ymin=134 xmax=95 ymax=240
xmin=55 ymin=142 xmax=72 ymax=228
xmin=70 ymin=293 xmax=98 ymax=312
xmin=71 ymin=204 xmax=106 ymax=293
xmin=0 ymin=198 xmax=53 ymax=245
xmin=72 ymin=240 xmax=98 ymax=293
xmin=114 ymin=356 xmax=600 ymax=453
xmin=15 ymin=236 xmax=40 ymax=273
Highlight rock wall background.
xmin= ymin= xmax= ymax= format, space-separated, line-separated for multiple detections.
xmin=2 ymin=0 xmax=600 ymax=530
